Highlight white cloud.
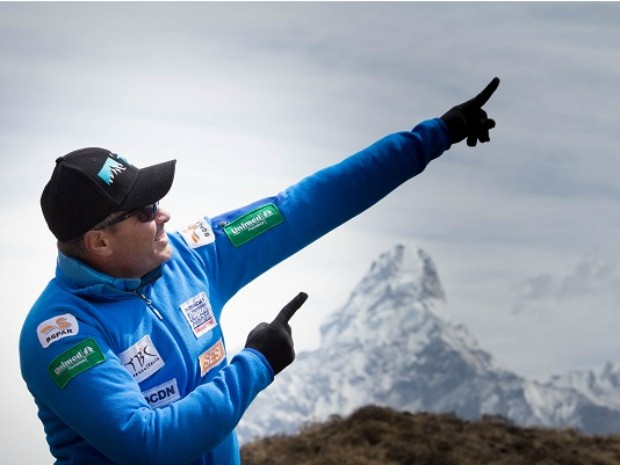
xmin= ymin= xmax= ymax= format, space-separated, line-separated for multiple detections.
xmin=513 ymin=254 xmax=620 ymax=315
xmin=513 ymin=254 xmax=620 ymax=312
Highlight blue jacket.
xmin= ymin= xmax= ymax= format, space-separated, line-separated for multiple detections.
xmin=19 ymin=119 xmax=450 ymax=465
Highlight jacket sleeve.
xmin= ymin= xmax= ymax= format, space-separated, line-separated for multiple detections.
xmin=195 ymin=118 xmax=450 ymax=306
xmin=20 ymin=318 xmax=273 ymax=465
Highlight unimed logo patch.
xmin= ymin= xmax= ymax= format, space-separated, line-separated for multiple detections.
xmin=223 ymin=203 xmax=284 ymax=247
xmin=48 ymin=338 xmax=106 ymax=389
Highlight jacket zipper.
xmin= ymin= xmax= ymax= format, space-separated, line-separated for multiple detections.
xmin=134 ymin=290 xmax=199 ymax=382
xmin=135 ymin=291 xmax=164 ymax=320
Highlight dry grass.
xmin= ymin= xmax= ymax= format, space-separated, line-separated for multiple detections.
xmin=241 ymin=405 xmax=620 ymax=465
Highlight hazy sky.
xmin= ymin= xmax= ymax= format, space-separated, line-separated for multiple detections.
xmin=2 ymin=2 xmax=620 ymax=463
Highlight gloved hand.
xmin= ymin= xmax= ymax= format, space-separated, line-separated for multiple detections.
xmin=441 ymin=77 xmax=500 ymax=147
xmin=244 ymin=292 xmax=308 ymax=375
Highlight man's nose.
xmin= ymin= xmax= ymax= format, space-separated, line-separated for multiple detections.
xmin=156 ymin=207 xmax=171 ymax=223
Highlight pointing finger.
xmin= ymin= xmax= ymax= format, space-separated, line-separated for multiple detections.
xmin=472 ymin=77 xmax=500 ymax=107
xmin=273 ymin=292 xmax=309 ymax=325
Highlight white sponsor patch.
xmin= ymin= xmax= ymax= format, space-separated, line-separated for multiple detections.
xmin=119 ymin=335 xmax=165 ymax=383
xmin=180 ymin=218 xmax=215 ymax=248
xmin=143 ymin=379 xmax=181 ymax=408
xmin=37 ymin=313 xmax=79 ymax=348
xmin=179 ymin=291 xmax=217 ymax=338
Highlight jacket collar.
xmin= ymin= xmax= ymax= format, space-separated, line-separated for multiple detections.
xmin=56 ymin=252 xmax=162 ymax=299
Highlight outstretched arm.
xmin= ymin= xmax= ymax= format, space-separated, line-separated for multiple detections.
xmin=185 ymin=79 xmax=500 ymax=306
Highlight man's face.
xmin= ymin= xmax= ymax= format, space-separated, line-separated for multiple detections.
xmin=107 ymin=206 xmax=173 ymax=278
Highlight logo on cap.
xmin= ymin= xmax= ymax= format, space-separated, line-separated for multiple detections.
xmin=97 ymin=154 xmax=130 ymax=186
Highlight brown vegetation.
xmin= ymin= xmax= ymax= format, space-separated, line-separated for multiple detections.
xmin=241 ymin=405 xmax=620 ymax=465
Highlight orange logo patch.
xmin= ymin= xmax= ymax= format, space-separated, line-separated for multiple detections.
xmin=199 ymin=339 xmax=226 ymax=376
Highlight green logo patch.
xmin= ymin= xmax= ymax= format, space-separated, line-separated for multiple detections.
xmin=224 ymin=203 xmax=284 ymax=247
xmin=48 ymin=338 xmax=106 ymax=389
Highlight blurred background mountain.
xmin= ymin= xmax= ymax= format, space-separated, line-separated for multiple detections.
xmin=238 ymin=243 xmax=620 ymax=443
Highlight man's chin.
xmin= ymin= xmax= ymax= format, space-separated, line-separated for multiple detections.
xmin=160 ymin=245 xmax=174 ymax=263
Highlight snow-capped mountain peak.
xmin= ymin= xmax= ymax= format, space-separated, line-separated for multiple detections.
xmin=237 ymin=242 xmax=620 ymax=443
xmin=320 ymin=242 xmax=445 ymax=348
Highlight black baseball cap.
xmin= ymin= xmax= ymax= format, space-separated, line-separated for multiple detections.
xmin=41 ymin=147 xmax=176 ymax=242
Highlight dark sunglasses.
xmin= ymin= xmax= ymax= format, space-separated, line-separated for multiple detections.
xmin=94 ymin=202 xmax=160 ymax=231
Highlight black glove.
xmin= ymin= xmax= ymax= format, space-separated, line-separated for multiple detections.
xmin=245 ymin=292 xmax=308 ymax=375
xmin=441 ymin=77 xmax=500 ymax=147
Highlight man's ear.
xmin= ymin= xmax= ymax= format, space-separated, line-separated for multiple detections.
xmin=83 ymin=230 xmax=114 ymax=257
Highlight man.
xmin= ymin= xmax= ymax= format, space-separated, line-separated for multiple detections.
xmin=19 ymin=78 xmax=500 ymax=465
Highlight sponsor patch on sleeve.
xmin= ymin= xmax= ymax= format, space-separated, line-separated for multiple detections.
xmin=37 ymin=313 xmax=79 ymax=349
xmin=119 ymin=335 xmax=165 ymax=383
xmin=48 ymin=338 xmax=106 ymax=389
xmin=199 ymin=338 xmax=226 ymax=376
xmin=179 ymin=291 xmax=217 ymax=338
xmin=180 ymin=218 xmax=215 ymax=248
xmin=223 ymin=203 xmax=284 ymax=247
xmin=143 ymin=378 xmax=181 ymax=408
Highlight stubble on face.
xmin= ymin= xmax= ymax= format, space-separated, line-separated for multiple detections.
xmin=110 ymin=211 xmax=174 ymax=278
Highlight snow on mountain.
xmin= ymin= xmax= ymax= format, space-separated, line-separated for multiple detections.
xmin=237 ymin=242 xmax=620 ymax=443
xmin=548 ymin=362 xmax=620 ymax=410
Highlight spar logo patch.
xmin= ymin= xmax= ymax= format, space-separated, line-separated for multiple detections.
xmin=48 ymin=338 xmax=105 ymax=389
xmin=223 ymin=203 xmax=284 ymax=247
xmin=180 ymin=218 xmax=215 ymax=249
xmin=119 ymin=335 xmax=165 ymax=383
xmin=179 ymin=292 xmax=217 ymax=338
xmin=37 ymin=314 xmax=79 ymax=348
